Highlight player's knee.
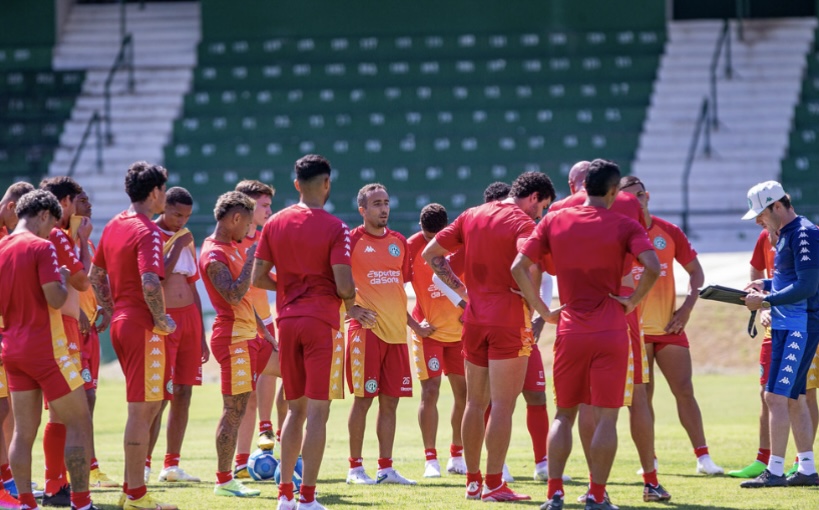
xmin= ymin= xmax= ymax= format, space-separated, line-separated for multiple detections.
xmin=522 ymin=390 xmax=546 ymax=406
xmin=378 ymin=395 xmax=399 ymax=413
xmin=173 ymin=384 xmax=193 ymax=403
xmin=420 ymin=381 xmax=441 ymax=402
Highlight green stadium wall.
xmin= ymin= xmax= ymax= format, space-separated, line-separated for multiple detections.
xmin=0 ymin=0 xmax=56 ymax=46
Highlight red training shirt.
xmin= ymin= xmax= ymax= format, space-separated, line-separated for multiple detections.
xmin=750 ymin=229 xmax=776 ymax=279
xmin=199 ymin=237 xmax=257 ymax=343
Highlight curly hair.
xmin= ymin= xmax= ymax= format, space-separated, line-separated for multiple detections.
xmin=483 ymin=181 xmax=511 ymax=203
xmin=15 ymin=189 xmax=62 ymax=220
xmin=39 ymin=176 xmax=83 ymax=202
xmin=125 ymin=161 xmax=168 ymax=203
xmin=509 ymin=172 xmax=556 ymax=203
xmin=419 ymin=203 xmax=448 ymax=233
xmin=214 ymin=191 xmax=255 ymax=221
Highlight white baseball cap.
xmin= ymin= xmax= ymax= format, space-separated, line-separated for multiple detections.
xmin=742 ymin=181 xmax=786 ymax=220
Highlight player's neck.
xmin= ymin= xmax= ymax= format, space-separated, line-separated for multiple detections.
xmin=212 ymin=224 xmax=233 ymax=244
xmin=363 ymin=223 xmax=386 ymax=236
xmin=155 ymin=216 xmax=172 ymax=232
xmin=644 ymin=210 xmax=653 ymax=228
xmin=129 ymin=201 xmax=153 ymax=218
xmin=14 ymin=218 xmax=41 ymax=238
xmin=585 ymin=195 xmax=608 ymax=208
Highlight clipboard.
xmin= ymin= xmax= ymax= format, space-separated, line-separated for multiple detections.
xmin=698 ymin=285 xmax=757 ymax=338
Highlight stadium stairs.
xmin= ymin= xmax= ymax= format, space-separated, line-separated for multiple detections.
xmin=633 ymin=18 xmax=816 ymax=253
xmin=49 ymin=1 xmax=199 ymax=230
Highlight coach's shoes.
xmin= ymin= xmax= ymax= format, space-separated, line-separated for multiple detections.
xmin=258 ymin=430 xmax=276 ymax=451
xmin=276 ymin=496 xmax=296 ymax=510
xmin=214 ymin=479 xmax=261 ymax=498
xmin=446 ymin=457 xmax=467 ymax=475
xmin=42 ymin=484 xmax=71 ymax=507
xmin=158 ymin=466 xmax=201 ymax=483
xmin=636 ymin=458 xmax=659 ymax=476
xmin=423 ymin=460 xmax=441 ymax=478
xmin=465 ymin=481 xmax=482 ymax=500
xmin=89 ymin=468 xmax=120 ymax=488
xmin=727 ymin=460 xmax=766 ymax=479
xmin=740 ymin=469 xmax=787 ymax=488
xmin=481 ymin=482 xmax=530 ymax=502
xmin=122 ymin=493 xmax=178 ymax=510
xmin=642 ymin=483 xmax=671 ymax=502
xmin=346 ymin=467 xmax=375 ymax=485
xmin=376 ymin=468 xmax=416 ymax=485
xmin=786 ymin=471 xmax=819 ymax=486
xmin=540 ymin=494 xmax=563 ymax=510
xmin=501 ymin=464 xmax=514 ymax=483
xmin=696 ymin=455 xmax=724 ymax=475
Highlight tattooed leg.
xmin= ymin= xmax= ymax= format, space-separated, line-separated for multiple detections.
xmin=216 ymin=393 xmax=251 ymax=473
xmin=123 ymin=401 xmax=163 ymax=489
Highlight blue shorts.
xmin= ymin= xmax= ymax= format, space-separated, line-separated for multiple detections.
xmin=766 ymin=329 xmax=819 ymax=399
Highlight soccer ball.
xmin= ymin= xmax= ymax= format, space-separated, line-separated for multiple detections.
xmin=273 ymin=456 xmax=303 ymax=492
xmin=247 ymin=449 xmax=278 ymax=481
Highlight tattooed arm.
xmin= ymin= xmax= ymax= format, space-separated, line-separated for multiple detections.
xmin=251 ymin=258 xmax=277 ymax=291
xmin=206 ymin=253 xmax=254 ymax=306
xmin=89 ymin=264 xmax=114 ymax=318
xmin=142 ymin=272 xmax=175 ymax=334
xmin=422 ymin=238 xmax=467 ymax=302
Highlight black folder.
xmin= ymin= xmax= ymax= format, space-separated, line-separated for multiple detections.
xmin=698 ymin=285 xmax=757 ymax=337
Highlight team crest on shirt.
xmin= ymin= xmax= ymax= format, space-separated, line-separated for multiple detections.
xmin=81 ymin=369 xmax=92 ymax=383
xmin=166 ymin=381 xmax=174 ymax=394
xmin=653 ymin=236 xmax=667 ymax=250
xmin=365 ymin=379 xmax=378 ymax=393
xmin=388 ymin=243 xmax=401 ymax=257
xmin=428 ymin=357 xmax=440 ymax=372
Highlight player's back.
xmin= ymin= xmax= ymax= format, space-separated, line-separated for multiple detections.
xmin=551 ymin=189 xmax=645 ymax=227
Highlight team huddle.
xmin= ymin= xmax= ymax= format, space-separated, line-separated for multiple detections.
xmin=0 ymin=156 xmax=815 ymax=510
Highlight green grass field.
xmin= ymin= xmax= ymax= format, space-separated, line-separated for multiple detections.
xmin=36 ymin=372 xmax=816 ymax=509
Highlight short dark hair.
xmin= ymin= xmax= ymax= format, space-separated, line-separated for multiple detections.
xmin=39 ymin=176 xmax=83 ymax=202
xmin=125 ymin=161 xmax=168 ymax=203
xmin=767 ymin=194 xmax=792 ymax=212
xmin=295 ymin=154 xmax=331 ymax=182
xmin=3 ymin=182 xmax=35 ymax=202
xmin=15 ymin=189 xmax=62 ymax=220
xmin=420 ymin=203 xmax=448 ymax=233
xmin=214 ymin=191 xmax=255 ymax=221
xmin=166 ymin=187 xmax=193 ymax=207
xmin=585 ymin=159 xmax=621 ymax=197
xmin=619 ymin=175 xmax=645 ymax=191
xmin=235 ymin=180 xmax=275 ymax=199
xmin=483 ymin=182 xmax=511 ymax=203
xmin=357 ymin=183 xmax=387 ymax=209
xmin=509 ymin=172 xmax=556 ymax=203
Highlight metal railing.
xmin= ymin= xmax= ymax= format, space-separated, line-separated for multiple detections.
xmin=103 ymin=33 xmax=135 ymax=144
xmin=67 ymin=111 xmax=103 ymax=177
xmin=119 ymin=0 xmax=146 ymax=40
xmin=735 ymin=0 xmax=750 ymax=42
xmin=681 ymin=97 xmax=712 ymax=235
xmin=709 ymin=19 xmax=733 ymax=129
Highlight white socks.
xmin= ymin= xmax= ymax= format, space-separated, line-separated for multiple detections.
xmin=767 ymin=455 xmax=786 ymax=477
xmin=797 ymin=451 xmax=816 ymax=475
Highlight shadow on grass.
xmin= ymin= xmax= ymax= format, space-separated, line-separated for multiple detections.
xmin=319 ymin=494 xmax=375 ymax=506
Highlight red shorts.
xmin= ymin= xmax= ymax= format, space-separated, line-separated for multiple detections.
xmin=462 ymin=322 xmax=534 ymax=367
xmin=64 ymin=316 xmax=83 ymax=368
xmin=278 ymin=317 xmax=344 ymax=401
xmin=212 ymin=337 xmax=256 ymax=396
xmin=760 ymin=335 xmax=773 ymax=386
xmin=552 ymin=330 xmax=629 ymax=409
xmin=346 ymin=327 xmax=412 ymax=398
xmin=644 ymin=331 xmax=689 ymax=353
xmin=111 ymin=320 xmax=172 ymax=403
xmin=626 ymin=311 xmax=648 ymax=385
xmin=167 ymin=304 xmax=204 ymax=386
xmin=523 ymin=347 xmax=546 ymax=392
xmin=81 ymin=327 xmax=100 ymax=391
xmin=252 ymin=323 xmax=276 ymax=375
xmin=411 ymin=334 xmax=465 ymax=381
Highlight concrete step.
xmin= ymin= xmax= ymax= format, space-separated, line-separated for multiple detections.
xmin=53 ymin=146 xmax=164 ymax=166
xmin=54 ymin=52 xmax=196 ymax=70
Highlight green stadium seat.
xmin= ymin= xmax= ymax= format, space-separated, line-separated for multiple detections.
xmin=0 ymin=47 xmax=52 ymax=71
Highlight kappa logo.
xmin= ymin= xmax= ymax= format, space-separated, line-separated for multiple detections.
xmin=353 ymin=359 xmax=361 ymax=367
xmin=151 ymin=386 xmax=160 ymax=393
xmin=801 ymin=240 xmax=809 ymax=246
xmin=782 ymin=365 xmax=794 ymax=373
xmin=788 ymin=342 xmax=801 ymax=350
xmin=151 ymin=361 xmax=161 ymax=368
xmin=237 ymin=370 xmax=247 ymax=377
xmin=653 ymin=236 xmax=667 ymax=250
xmin=790 ymin=331 xmax=804 ymax=338
xmin=365 ymin=379 xmax=378 ymax=393
xmin=150 ymin=348 xmax=162 ymax=355
xmin=428 ymin=357 xmax=440 ymax=372
xmin=364 ymin=245 xmax=376 ymax=253
xmin=779 ymin=376 xmax=791 ymax=385
xmin=802 ymin=248 xmax=811 ymax=254
xmin=802 ymin=255 xmax=812 ymax=262
xmin=151 ymin=374 xmax=161 ymax=381
xmin=69 ymin=342 xmax=78 ymax=351
xmin=335 ymin=344 xmax=343 ymax=352
xmin=235 ymin=358 xmax=246 ymax=365
xmin=786 ymin=354 xmax=798 ymax=362
xmin=234 ymin=347 xmax=245 ymax=354
xmin=150 ymin=335 xmax=161 ymax=343
xmin=352 ymin=347 xmax=361 ymax=355
xmin=69 ymin=371 xmax=78 ymax=380
xmin=335 ymin=357 xmax=342 ymax=365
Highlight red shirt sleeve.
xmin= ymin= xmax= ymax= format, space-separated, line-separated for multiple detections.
xmin=50 ymin=229 xmax=84 ymax=275
xmin=515 ymin=215 xmax=535 ymax=251
xmin=435 ymin=212 xmax=465 ymax=253
xmin=405 ymin=235 xmax=423 ymax=284
xmin=202 ymin=245 xmax=230 ymax=273
xmin=38 ymin=242 xmax=63 ymax=286
xmin=449 ymin=249 xmax=466 ymax=278
xmin=329 ymin=220 xmax=351 ymax=266
xmin=137 ymin=226 xmax=165 ymax=278
xmin=255 ymin=220 xmax=275 ymax=263
xmin=520 ymin=214 xmax=550 ymax=263
xmin=625 ymin=219 xmax=655 ymax=258
xmin=92 ymin=230 xmax=106 ymax=270
xmin=668 ymin=222 xmax=697 ymax=266
xmin=398 ymin=233 xmax=412 ymax=282
xmin=750 ymin=230 xmax=768 ymax=271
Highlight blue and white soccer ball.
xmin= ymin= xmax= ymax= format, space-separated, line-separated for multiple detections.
xmin=247 ymin=448 xmax=278 ymax=481
xmin=273 ymin=456 xmax=303 ymax=492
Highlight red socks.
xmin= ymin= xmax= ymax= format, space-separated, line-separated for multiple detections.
xmin=164 ymin=453 xmax=180 ymax=469
xmin=278 ymin=482 xmax=294 ymax=501
xmin=299 ymin=485 xmax=316 ymax=504
xmin=349 ymin=457 xmax=363 ymax=469
xmin=757 ymin=448 xmax=771 ymax=464
xmin=466 ymin=471 xmax=482 ymax=486
xmin=0 ymin=463 xmax=12 ymax=483
xmin=643 ymin=469 xmax=659 ymax=487
xmin=216 ymin=471 xmax=233 ymax=485
xmin=144 ymin=456 xmax=151 ymax=469
xmin=377 ymin=458 xmax=392 ymax=470
xmin=526 ymin=404 xmax=549 ymax=463
xmin=235 ymin=453 xmax=250 ymax=470
xmin=259 ymin=420 xmax=273 ymax=433
xmin=589 ymin=482 xmax=607 ymax=504
xmin=425 ymin=448 xmax=437 ymax=461
xmin=694 ymin=446 xmax=709 ymax=458
xmin=125 ymin=485 xmax=147 ymax=501
xmin=70 ymin=490 xmax=91 ymax=510
xmin=43 ymin=422 xmax=67 ymax=495
xmin=449 ymin=444 xmax=463 ymax=458
xmin=547 ymin=478 xmax=564 ymax=499
xmin=275 ymin=429 xmax=282 ymax=442
xmin=89 ymin=458 xmax=99 ymax=471
xmin=485 ymin=472 xmax=503 ymax=491
xmin=18 ymin=493 xmax=37 ymax=509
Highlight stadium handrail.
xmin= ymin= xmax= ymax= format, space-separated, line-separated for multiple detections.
xmin=104 ymin=33 xmax=135 ymax=144
xmin=735 ymin=0 xmax=749 ymax=41
xmin=68 ymin=111 xmax=103 ymax=177
xmin=709 ymin=19 xmax=733 ymax=129
xmin=681 ymin=96 xmax=711 ymax=236
xmin=118 ymin=0 xmax=146 ymax=41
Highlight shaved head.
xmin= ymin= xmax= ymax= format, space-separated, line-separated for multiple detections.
xmin=568 ymin=160 xmax=591 ymax=194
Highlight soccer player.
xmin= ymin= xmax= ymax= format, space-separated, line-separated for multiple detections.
xmin=0 ymin=189 xmax=95 ymax=510
xmin=252 ymin=154 xmax=365 ymax=510
xmin=728 ymin=228 xmax=777 ymax=478
xmin=620 ymin=176 xmax=724 ymax=476
xmin=233 ymin=180 xmax=282 ymax=479
xmin=423 ymin=171 xmax=555 ymax=502
xmin=406 ymin=203 xmax=467 ymax=478
xmin=89 ymin=161 xmax=178 ymax=510
xmin=71 ymin=190 xmax=118 ymax=489
xmin=142 ymin=186 xmax=207 ymax=484
xmin=40 ymin=176 xmax=93 ymax=506
xmin=512 ymin=160 xmax=660 ymax=510
xmin=741 ymin=180 xmax=819 ymax=488
xmin=198 ymin=191 xmax=263 ymax=498
xmin=345 ymin=183 xmax=428 ymax=486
